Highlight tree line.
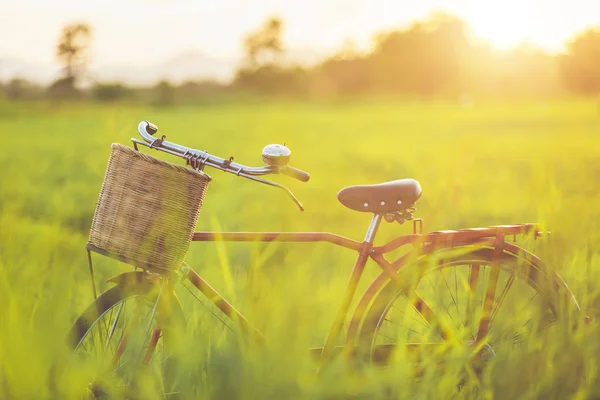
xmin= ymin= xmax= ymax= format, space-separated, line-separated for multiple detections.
xmin=2 ymin=12 xmax=600 ymax=104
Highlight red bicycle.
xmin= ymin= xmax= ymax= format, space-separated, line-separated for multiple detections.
xmin=68 ymin=121 xmax=580 ymax=398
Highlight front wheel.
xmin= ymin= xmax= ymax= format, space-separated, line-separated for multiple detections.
xmin=67 ymin=273 xmax=186 ymax=399
xmin=356 ymin=245 xmax=579 ymax=372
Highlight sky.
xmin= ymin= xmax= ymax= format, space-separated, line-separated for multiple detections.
xmin=1 ymin=0 xmax=599 ymax=82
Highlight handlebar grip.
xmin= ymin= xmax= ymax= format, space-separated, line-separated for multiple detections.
xmin=281 ymin=166 xmax=310 ymax=182
xmin=138 ymin=120 xmax=158 ymax=137
xmin=144 ymin=121 xmax=158 ymax=135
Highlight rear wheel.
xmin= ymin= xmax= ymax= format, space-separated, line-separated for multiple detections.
xmin=357 ymin=246 xmax=577 ymax=374
xmin=67 ymin=274 xmax=185 ymax=399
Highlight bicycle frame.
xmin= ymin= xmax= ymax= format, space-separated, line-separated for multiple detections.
xmin=177 ymin=219 xmax=544 ymax=369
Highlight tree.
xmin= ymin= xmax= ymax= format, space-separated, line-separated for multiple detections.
xmin=316 ymin=55 xmax=372 ymax=96
xmin=234 ymin=65 xmax=309 ymax=96
xmin=4 ymin=77 xmax=42 ymax=100
xmin=370 ymin=12 xmax=471 ymax=97
xmin=5 ymin=78 xmax=30 ymax=100
xmin=234 ymin=17 xmax=297 ymax=96
xmin=243 ymin=17 xmax=284 ymax=67
xmin=56 ymin=23 xmax=92 ymax=85
xmin=152 ymin=80 xmax=175 ymax=107
xmin=560 ymin=28 xmax=600 ymax=95
xmin=92 ymin=82 xmax=130 ymax=102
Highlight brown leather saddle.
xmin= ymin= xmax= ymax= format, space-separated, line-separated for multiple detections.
xmin=337 ymin=179 xmax=422 ymax=213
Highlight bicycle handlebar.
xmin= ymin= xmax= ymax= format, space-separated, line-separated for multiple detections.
xmin=280 ymin=165 xmax=310 ymax=183
xmin=133 ymin=121 xmax=310 ymax=210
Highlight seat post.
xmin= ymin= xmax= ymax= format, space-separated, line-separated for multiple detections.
xmin=364 ymin=213 xmax=383 ymax=244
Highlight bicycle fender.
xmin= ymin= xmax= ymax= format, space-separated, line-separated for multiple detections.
xmin=107 ymin=271 xmax=163 ymax=287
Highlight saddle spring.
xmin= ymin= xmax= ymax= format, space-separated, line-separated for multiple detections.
xmin=384 ymin=206 xmax=416 ymax=224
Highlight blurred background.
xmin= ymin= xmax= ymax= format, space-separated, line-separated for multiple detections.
xmin=1 ymin=1 xmax=600 ymax=399
xmin=2 ymin=0 xmax=600 ymax=101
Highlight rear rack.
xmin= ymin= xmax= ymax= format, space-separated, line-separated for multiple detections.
xmin=373 ymin=223 xmax=545 ymax=254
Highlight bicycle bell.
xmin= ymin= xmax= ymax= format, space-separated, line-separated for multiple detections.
xmin=262 ymin=144 xmax=291 ymax=166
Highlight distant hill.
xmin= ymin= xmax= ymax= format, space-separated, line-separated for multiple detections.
xmin=91 ymin=51 xmax=238 ymax=85
xmin=0 ymin=58 xmax=59 ymax=84
xmin=0 ymin=48 xmax=327 ymax=86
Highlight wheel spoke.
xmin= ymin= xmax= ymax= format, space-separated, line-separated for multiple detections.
xmin=426 ymin=275 xmax=455 ymax=325
xmin=520 ymin=293 xmax=539 ymax=313
xmin=98 ymin=315 xmax=108 ymax=350
xmin=114 ymin=359 xmax=131 ymax=373
xmin=103 ymin=307 xmax=115 ymax=339
xmin=79 ymin=338 xmax=90 ymax=356
xmin=411 ymin=291 xmax=452 ymax=340
xmin=439 ymin=267 xmax=461 ymax=323
xmin=105 ymin=301 xmax=125 ymax=350
xmin=392 ymin=304 xmax=431 ymax=329
xmin=454 ymin=266 xmax=459 ymax=320
xmin=489 ymin=272 xmax=516 ymax=328
xmin=378 ymin=331 xmax=398 ymax=342
xmin=493 ymin=319 xmax=532 ymax=348
xmin=496 ymin=293 xmax=539 ymax=340
xmin=476 ymin=263 xmax=501 ymax=342
xmin=183 ymin=283 xmax=234 ymax=331
xmin=110 ymin=297 xmax=146 ymax=367
xmin=383 ymin=318 xmax=424 ymax=337
xmin=464 ymin=264 xmax=481 ymax=329
xmin=371 ymin=343 xmax=445 ymax=365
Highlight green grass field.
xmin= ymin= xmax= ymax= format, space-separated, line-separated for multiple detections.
xmin=1 ymin=98 xmax=599 ymax=399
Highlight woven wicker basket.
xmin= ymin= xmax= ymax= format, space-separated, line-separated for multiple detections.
xmin=87 ymin=144 xmax=210 ymax=272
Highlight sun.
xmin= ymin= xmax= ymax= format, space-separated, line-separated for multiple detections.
xmin=465 ymin=4 xmax=534 ymax=50
xmin=462 ymin=2 xmax=569 ymax=52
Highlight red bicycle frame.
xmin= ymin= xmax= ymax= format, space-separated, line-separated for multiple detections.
xmin=183 ymin=217 xmax=544 ymax=368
